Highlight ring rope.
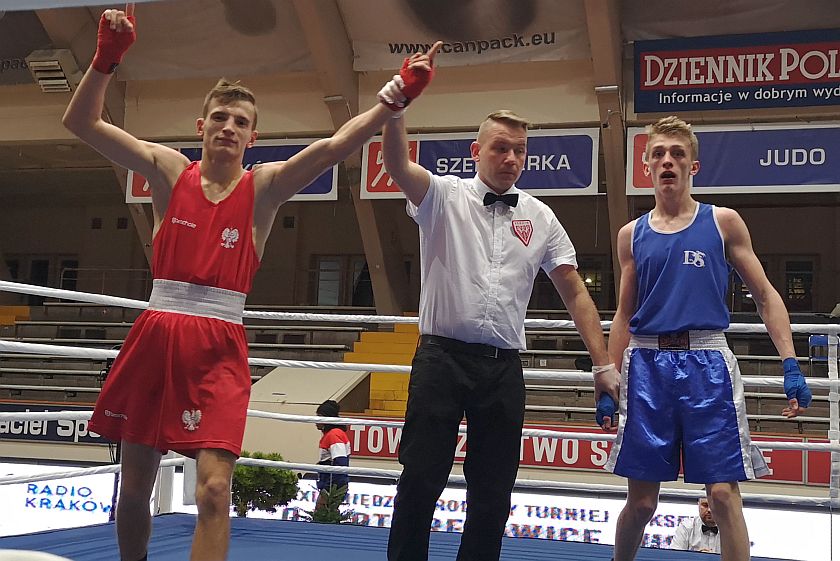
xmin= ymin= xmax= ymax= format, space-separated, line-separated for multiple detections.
xmin=234 ymin=459 xmax=834 ymax=507
xmin=0 ymin=280 xmax=837 ymax=511
xmin=0 ymin=409 xmax=834 ymax=452
xmin=0 ymin=457 xmax=185 ymax=486
xmin=3 ymin=280 xmax=840 ymax=333
xmin=0 ymin=454 xmax=828 ymax=509
xmin=1 ymin=339 xmax=837 ymax=388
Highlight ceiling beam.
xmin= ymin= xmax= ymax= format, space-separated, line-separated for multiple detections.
xmin=292 ymin=0 xmax=410 ymax=314
xmin=584 ymin=0 xmax=629 ymax=304
xmin=35 ymin=7 xmax=153 ymax=266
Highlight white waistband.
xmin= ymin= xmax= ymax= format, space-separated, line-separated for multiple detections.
xmin=630 ymin=330 xmax=728 ymax=350
xmin=147 ymin=279 xmax=246 ymax=324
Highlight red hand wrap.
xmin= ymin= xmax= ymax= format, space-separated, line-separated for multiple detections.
xmin=91 ymin=14 xmax=136 ymax=74
xmin=398 ymin=56 xmax=435 ymax=101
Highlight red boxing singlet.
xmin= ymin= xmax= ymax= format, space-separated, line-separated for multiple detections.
xmin=90 ymin=162 xmax=260 ymax=457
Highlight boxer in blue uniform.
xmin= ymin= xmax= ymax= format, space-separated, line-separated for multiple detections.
xmin=605 ymin=116 xmax=812 ymax=561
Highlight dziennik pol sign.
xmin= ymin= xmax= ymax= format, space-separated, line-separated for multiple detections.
xmin=635 ymin=29 xmax=840 ymax=113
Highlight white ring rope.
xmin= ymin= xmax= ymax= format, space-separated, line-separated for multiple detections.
xmin=235 ymin=459 xmax=834 ymax=507
xmin=1 ymin=339 xmax=837 ymax=388
xmin=0 ymin=454 xmax=827 ymax=509
xmin=3 ymin=280 xmax=840 ymax=333
xmin=0 ymin=341 xmax=118 ymax=360
xmin=0 ymin=458 xmax=185 ymax=486
xmin=0 ymin=409 xmax=835 ymax=452
xmin=0 ymin=280 xmax=838 ymax=512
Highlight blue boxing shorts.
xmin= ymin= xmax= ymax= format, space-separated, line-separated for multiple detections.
xmin=605 ymin=331 xmax=770 ymax=483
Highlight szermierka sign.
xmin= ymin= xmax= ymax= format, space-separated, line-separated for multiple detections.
xmin=360 ymin=129 xmax=600 ymax=199
xmin=634 ymin=29 xmax=840 ymax=113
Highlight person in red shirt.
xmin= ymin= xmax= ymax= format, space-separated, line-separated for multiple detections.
xmin=63 ymin=7 xmax=440 ymax=561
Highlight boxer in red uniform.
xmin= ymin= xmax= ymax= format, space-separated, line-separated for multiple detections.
xmin=63 ymin=7 xmax=441 ymax=561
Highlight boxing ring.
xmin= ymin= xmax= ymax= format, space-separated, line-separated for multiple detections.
xmin=0 ymin=280 xmax=838 ymax=560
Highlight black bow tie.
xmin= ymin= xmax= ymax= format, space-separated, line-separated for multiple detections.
xmin=483 ymin=192 xmax=518 ymax=207
xmin=702 ymin=524 xmax=718 ymax=535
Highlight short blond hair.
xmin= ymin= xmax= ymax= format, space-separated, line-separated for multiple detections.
xmin=477 ymin=110 xmax=530 ymax=139
xmin=645 ymin=116 xmax=698 ymax=160
xmin=202 ymin=78 xmax=258 ymax=129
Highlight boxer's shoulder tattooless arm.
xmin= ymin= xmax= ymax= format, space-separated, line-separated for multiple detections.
xmin=608 ymin=221 xmax=637 ymax=367
xmin=62 ymin=9 xmax=188 ymax=190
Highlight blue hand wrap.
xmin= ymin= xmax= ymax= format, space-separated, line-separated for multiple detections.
xmin=596 ymin=394 xmax=617 ymax=426
xmin=783 ymin=357 xmax=812 ymax=408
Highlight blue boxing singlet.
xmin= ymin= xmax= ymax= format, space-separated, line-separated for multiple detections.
xmin=629 ymin=203 xmax=730 ymax=335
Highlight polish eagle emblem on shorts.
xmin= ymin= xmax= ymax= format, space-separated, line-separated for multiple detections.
xmin=182 ymin=409 xmax=202 ymax=431
xmin=512 ymin=220 xmax=533 ymax=246
xmin=221 ymin=227 xmax=240 ymax=249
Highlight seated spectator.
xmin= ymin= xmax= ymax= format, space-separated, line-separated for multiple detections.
xmin=670 ymin=496 xmax=720 ymax=554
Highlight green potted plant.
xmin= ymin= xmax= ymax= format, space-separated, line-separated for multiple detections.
xmin=231 ymin=451 xmax=299 ymax=517
xmin=305 ymin=484 xmax=354 ymax=524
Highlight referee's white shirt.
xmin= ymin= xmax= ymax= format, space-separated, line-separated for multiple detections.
xmin=669 ymin=517 xmax=721 ymax=553
xmin=407 ymin=172 xmax=577 ymax=351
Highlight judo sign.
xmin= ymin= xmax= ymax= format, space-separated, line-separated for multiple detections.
xmin=512 ymin=220 xmax=533 ymax=246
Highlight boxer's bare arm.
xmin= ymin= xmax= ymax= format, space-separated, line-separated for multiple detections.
xmin=62 ymin=9 xmax=188 ymax=206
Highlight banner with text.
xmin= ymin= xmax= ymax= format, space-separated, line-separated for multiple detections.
xmin=1 ymin=465 xmax=833 ymax=559
xmin=0 ymin=462 xmax=115 ymax=537
xmin=348 ymin=420 xmax=827 ymax=486
xmin=0 ymin=403 xmax=105 ymax=445
xmin=125 ymin=140 xmax=338 ymax=203
xmin=174 ymin=477 xmax=834 ymax=560
xmin=626 ymin=123 xmax=840 ymax=195
xmin=348 ymin=1 xmax=588 ymax=71
xmin=360 ymin=129 xmax=599 ymax=199
xmin=634 ymin=29 xmax=840 ymax=112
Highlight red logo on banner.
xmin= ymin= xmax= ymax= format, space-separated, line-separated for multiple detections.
xmin=631 ymin=133 xmax=653 ymax=189
xmin=365 ymin=140 xmax=419 ymax=194
xmin=128 ymin=170 xmax=151 ymax=199
xmin=512 ymin=220 xmax=533 ymax=246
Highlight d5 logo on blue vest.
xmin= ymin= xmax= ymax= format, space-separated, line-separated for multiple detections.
xmin=682 ymin=250 xmax=706 ymax=267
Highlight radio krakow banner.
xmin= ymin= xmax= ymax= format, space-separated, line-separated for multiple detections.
xmin=635 ymin=29 xmax=840 ymax=112
xmin=348 ymin=420 xmax=828 ymax=486
xmin=626 ymin=123 xmax=840 ymax=195
xmin=0 ymin=462 xmax=115 ymax=537
xmin=360 ymin=129 xmax=599 ymax=199
xmin=126 ymin=140 xmax=338 ymax=203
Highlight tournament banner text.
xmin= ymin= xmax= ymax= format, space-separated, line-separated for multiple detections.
xmin=349 ymin=420 xmax=828 ymax=486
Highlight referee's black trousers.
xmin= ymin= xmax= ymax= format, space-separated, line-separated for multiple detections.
xmin=387 ymin=337 xmax=525 ymax=561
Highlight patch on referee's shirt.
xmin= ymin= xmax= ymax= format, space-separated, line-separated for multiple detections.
xmin=512 ymin=220 xmax=532 ymax=246
xmin=658 ymin=331 xmax=690 ymax=350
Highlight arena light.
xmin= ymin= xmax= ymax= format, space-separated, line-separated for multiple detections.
xmin=24 ymin=49 xmax=82 ymax=93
